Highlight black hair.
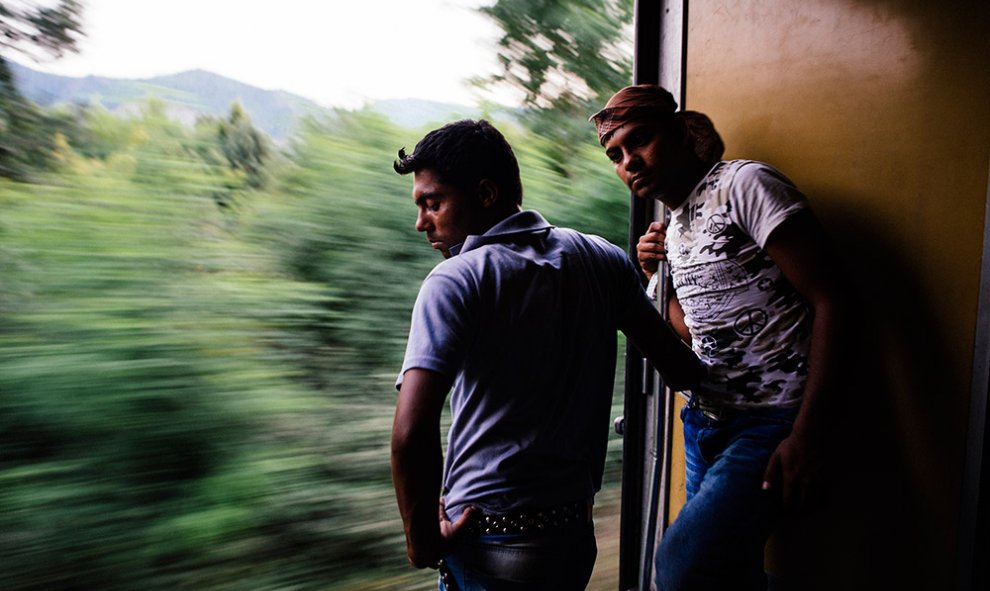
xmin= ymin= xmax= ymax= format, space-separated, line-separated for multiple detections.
xmin=393 ymin=119 xmax=523 ymax=208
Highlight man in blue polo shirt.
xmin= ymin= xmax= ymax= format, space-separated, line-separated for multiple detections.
xmin=389 ymin=119 xmax=701 ymax=589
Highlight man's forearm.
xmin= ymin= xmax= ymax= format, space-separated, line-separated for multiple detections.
xmin=391 ymin=427 xmax=444 ymax=568
xmin=391 ymin=369 xmax=451 ymax=568
xmin=791 ymin=295 xmax=844 ymax=438
xmin=623 ymin=296 xmax=703 ymax=391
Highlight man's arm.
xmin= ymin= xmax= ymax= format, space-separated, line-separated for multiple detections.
xmin=761 ymin=208 xmax=847 ymax=509
xmin=637 ymin=221 xmax=691 ymax=343
xmin=621 ymin=295 xmax=703 ymax=392
xmin=391 ymin=368 xmax=466 ymax=568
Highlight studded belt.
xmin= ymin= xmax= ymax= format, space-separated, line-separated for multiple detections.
xmin=464 ymin=499 xmax=592 ymax=536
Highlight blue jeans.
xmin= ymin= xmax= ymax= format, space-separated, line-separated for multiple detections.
xmin=440 ymin=526 xmax=597 ymax=590
xmin=655 ymin=404 xmax=798 ymax=591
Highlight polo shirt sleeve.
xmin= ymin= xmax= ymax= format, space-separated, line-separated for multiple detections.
xmin=730 ymin=162 xmax=808 ymax=248
xmin=618 ymin=256 xmax=659 ymax=330
xmin=590 ymin=236 xmax=648 ymax=329
xmin=395 ymin=269 xmax=475 ymax=389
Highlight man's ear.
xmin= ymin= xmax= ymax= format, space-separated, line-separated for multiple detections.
xmin=478 ymin=179 xmax=498 ymax=209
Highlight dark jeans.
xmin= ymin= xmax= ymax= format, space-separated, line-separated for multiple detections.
xmin=655 ymin=404 xmax=798 ymax=591
xmin=441 ymin=526 xmax=597 ymax=590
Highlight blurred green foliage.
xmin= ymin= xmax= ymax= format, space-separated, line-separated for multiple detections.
xmin=475 ymin=0 xmax=633 ymax=176
xmin=1 ymin=0 xmax=84 ymax=179
xmin=0 ymin=97 xmax=633 ymax=590
xmin=0 ymin=1 xmax=84 ymax=62
xmin=478 ymin=0 xmax=632 ymax=109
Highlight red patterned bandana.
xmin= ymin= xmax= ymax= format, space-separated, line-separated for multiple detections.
xmin=590 ymin=85 xmax=678 ymax=145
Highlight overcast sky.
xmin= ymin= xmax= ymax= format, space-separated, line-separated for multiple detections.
xmin=25 ymin=0 xmax=514 ymax=108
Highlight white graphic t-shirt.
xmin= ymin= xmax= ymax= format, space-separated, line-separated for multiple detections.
xmin=667 ymin=160 xmax=811 ymax=408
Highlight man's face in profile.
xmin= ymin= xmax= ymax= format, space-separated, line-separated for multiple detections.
xmin=412 ymin=168 xmax=484 ymax=258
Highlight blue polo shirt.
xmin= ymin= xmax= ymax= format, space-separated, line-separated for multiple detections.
xmin=397 ymin=210 xmax=647 ymax=520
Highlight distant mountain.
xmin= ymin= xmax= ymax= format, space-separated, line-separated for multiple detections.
xmin=8 ymin=61 xmax=485 ymax=140
xmin=9 ymin=61 xmax=325 ymax=141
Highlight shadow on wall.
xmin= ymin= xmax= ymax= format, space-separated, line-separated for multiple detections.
xmin=766 ymin=198 xmax=968 ymax=591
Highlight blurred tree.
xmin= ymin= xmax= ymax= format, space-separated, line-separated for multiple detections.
xmin=0 ymin=0 xmax=85 ymax=61
xmin=0 ymin=59 xmax=51 ymax=178
xmin=55 ymin=102 xmax=132 ymax=160
xmin=217 ymin=102 xmax=270 ymax=189
xmin=253 ymin=110 xmax=432 ymax=386
xmin=0 ymin=0 xmax=84 ymax=179
xmin=479 ymin=0 xmax=632 ymax=109
xmin=476 ymin=0 xmax=633 ymax=175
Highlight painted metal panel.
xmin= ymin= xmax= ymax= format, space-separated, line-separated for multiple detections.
xmin=677 ymin=0 xmax=990 ymax=588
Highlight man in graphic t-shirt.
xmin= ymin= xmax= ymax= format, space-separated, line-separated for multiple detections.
xmin=591 ymin=85 xmax=847 ymax=590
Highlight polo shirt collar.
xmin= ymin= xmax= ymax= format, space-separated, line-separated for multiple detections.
xmin=451 ymin=210 xmax=554 ymax=256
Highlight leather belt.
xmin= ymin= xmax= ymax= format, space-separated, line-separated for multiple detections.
xmin=464 ymin=500 xmax=592 ymax=536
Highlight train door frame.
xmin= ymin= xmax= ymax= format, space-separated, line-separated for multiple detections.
xmin=958 ymin=175 xmax=990 ymax=590
xmin=617 ymin=2 xmax=686 ymax=589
